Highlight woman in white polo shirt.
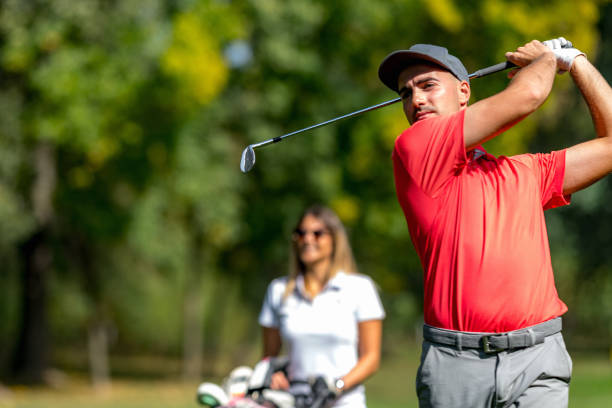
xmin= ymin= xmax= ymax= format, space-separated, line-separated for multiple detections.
xmin=259 ymin=205 xmax=385 ymax=408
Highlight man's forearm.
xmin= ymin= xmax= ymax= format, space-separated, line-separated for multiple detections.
xmin=507 ymin=51 xmax=557 ymax=106
xmin=571 ymin=55 xmax=612 ymax=138
xmin=464 ymin=46 xmax=557 ymax=149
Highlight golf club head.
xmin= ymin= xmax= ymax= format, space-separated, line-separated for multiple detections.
xmin=240 ymin=145 xmax=256 ymax=173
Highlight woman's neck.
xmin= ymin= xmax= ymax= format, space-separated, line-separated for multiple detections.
xmin=303 ymin=259 xmax=332 ymax=298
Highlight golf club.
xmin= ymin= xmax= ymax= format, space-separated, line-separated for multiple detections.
xmin=240 ymin=44 xmax=571 ymax=173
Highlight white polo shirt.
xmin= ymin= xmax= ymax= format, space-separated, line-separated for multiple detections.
xmin=259 ymin=271 xmax=385 ymax=408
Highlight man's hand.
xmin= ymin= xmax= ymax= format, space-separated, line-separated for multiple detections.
xmin=543 ymin=37 xmax=585 ymax=73
xmin=505 ymin=40 xmax=555 ymax=67
xmin=505 ymin=40 xmax=555 ymax=78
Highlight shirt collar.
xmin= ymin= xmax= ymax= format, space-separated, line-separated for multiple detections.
xmin=469 ymin=146 xmax=493 ymax=161
xmin=326 ymin=270 xmax=347 ymax=289
xmin=295 ymin=270 xmax=346 ymax=299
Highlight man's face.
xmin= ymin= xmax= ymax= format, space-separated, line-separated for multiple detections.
xmin=397 ymin=63 xmax=470 ymax=125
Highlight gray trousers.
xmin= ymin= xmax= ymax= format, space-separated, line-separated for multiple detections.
xmin=416 ymin=332 xmax=572 ymax=407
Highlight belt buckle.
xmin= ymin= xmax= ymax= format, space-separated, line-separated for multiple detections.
xmin=482 ymin=335 xmax=503 ymax=354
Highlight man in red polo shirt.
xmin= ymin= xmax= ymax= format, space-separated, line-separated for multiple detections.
xmin=378 ymin=38 xmax=612 ymax=407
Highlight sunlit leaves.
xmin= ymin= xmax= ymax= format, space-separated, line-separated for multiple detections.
xmin=161 ymin=0 xmax=246 ymax=108
xmin=330 ymin=195 xmax=360 ymax=225
xmin=482 ymin=0 xmax=599 ymax=55
xmin=423 ymin=0 xmax=463 ymax=33
xmin=162 ymin=12 xmax=229 ymax=106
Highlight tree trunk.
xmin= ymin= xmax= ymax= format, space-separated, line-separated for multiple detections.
xmin=11 ymin=142 xmax=56 ymax=384
xmin=182 ymin=281 xmax=204 ymax=380
xmin=182 ymin=214 xmax=206 ymax=380
xmin=12 ymin=230 xmax=51 ymax=384
xmin=88 ymin=317 xmax=111 ymax=390
xmin=72 ymin=234 xmax=113 ymax=388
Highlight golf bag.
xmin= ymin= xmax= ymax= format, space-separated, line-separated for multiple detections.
xmin=196 ymin=356 xmax=336 ymax=408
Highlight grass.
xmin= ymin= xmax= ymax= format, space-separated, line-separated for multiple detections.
xmin=0 ymin=380 xmax=197 ymax=408
xmin=365 ymin=342 xmax=421 ymax=408
xmin=565 ymin=351 xmax=612 ymax=407
xmin=1 ymin=346 xmax=610 ymax=408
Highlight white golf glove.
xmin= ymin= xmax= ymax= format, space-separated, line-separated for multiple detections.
xmin=542 ymin=36 xmax=585 ymax=73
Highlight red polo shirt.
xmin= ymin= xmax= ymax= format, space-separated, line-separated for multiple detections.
xmin=393 ymin=110 xmax=569 ymax=333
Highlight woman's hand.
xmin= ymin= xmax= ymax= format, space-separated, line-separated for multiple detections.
xmin=270 ymin=371 xmax=290 ymax=390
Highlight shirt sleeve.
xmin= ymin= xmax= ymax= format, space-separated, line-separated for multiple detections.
xmin=354 ymin=276 xmax=386 ymax=322
xmin=258 ymin=279 xmax=284 ymax=328
xmin=393 ymin=110 xmax=468 ymax=197
xmin=542 ymin=149 xmax=572 ymax=209
xmin=515 ymin=149 xmax=571 ymax=210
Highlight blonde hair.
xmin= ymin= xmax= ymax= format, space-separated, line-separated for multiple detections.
xmin=283 ymin=204 xmax=358 ymax=299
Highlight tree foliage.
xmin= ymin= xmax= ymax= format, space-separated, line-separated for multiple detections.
xmin=0 ymin=0 xmax=611 ymax=382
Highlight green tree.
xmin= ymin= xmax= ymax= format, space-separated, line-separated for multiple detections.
xmin=0 ymin=0 xmax=239 ymax=383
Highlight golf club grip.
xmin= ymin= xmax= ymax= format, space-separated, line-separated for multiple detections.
xmin=469 ymin=61 xmax=516 ymax=79
xmin=470 ymin=39 xmax=573 ymax=78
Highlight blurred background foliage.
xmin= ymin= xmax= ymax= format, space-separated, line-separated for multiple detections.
xmin=0 ymin=0 xmax=612 ymax=389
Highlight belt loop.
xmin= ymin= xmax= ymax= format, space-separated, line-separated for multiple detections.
xmin=456 ymin=333 xmax=463 ymax=352
xmin=507 ymin=331 xmax=514 ymax=349
xmin=527 ymin=328 xmax=536 ymax=346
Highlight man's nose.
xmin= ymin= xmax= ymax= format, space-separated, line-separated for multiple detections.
xmin=413 ymin=90 xmax=426 ymax=106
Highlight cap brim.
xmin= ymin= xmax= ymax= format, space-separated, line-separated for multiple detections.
xmin=378 ymin=50 xmax=451 ymax=93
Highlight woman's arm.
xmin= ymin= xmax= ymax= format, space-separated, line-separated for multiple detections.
xmin=336 ymin=319 xmax=383 ymax=392
xmin=262 ymin=326 xmax=290 ymax=390
xmin=262 ymin=326 xmax=282 ymax=357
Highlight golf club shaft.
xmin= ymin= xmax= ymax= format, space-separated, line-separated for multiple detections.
xmin=252 ymin=61 xmax=516 ymax=149
xmin=252 ymin=97 xmax=403 ymax=149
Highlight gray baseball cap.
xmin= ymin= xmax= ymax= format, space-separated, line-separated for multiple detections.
xmin=378 ymin=44 xmax=469 ymax=93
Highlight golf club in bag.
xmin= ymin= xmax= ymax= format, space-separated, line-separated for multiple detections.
xmin=196 ymin=356 xmax=336 ymax=408
xmin=240 ymin=40 xmax=573 ymax=173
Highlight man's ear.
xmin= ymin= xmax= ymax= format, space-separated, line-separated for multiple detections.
xmin=458 ymin=81 xmax=471 ymax=107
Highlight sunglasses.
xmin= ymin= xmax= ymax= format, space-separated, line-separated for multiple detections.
xmin=292 ymin=228 xmax=330 ymax=240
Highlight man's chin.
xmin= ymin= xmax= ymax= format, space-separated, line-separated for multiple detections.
xmin=414 ymin=112 xmax=436 ymax=122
